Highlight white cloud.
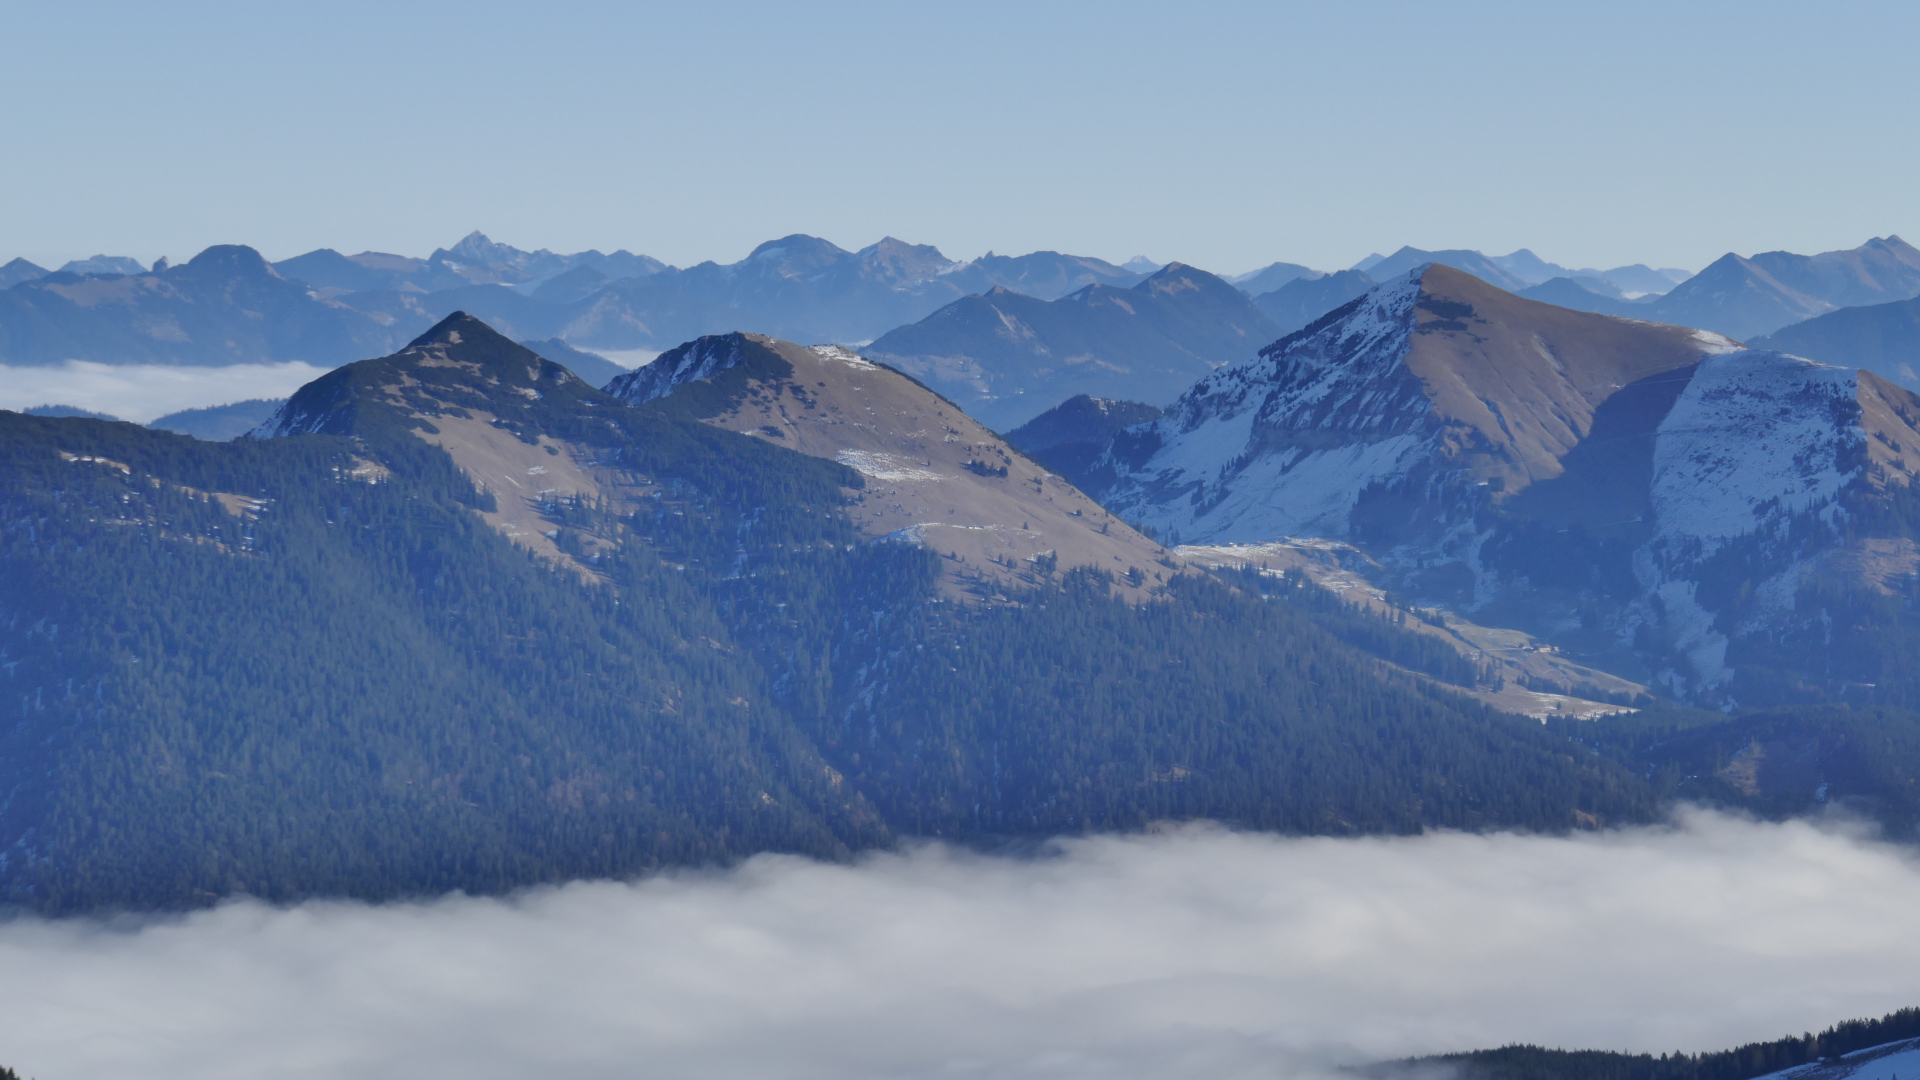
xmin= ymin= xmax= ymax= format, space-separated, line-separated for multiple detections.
xmin=0 ymin=361 xmax=330 ymax=423
xmin=2 ymin=810 xmax=1917 ymax=1080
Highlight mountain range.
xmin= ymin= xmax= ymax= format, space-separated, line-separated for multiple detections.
xmin=0 ymin=233 xmax=1158 ymax=368
xmin=862 ymin=263 xmax=1282 ymax=429
xmin=16 ymin=285 xmax=1920 ymax=913
xmin=1362 ymin=245 xmax=1691 ymax=296
xmin=1005 ymin=395 xmax=1164 ymax=492
xmin=6 ymin=231 xmax=1911 ymax=425
xmin=1516 ymin=235 xmax=1920 ymax=339
xmin=0 ymin=245 xmax=395 ymax=366
xmin=4 ymin=311 xmax=1672 ymax=911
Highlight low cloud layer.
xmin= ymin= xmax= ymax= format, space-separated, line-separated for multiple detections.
xmin=0 ymin=361 xmax=329 ymax=423
xmin=4 ymin=810 xmax=1918 ymax=1080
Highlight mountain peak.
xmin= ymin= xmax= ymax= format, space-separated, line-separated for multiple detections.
xmin=181 ymin=244 xmax=276 ymax=277
xmin=446 ymin=231 xmax=517 ymax=263
xmin=747 ymin=234 xmax=848 ymax=261
xmin=1136 ymin=261 xmax=1233 ymax=297
xmin=402 ymin=310 xmax=511 ymax=352
xmin=254 ymin=312 xmax=594 ymax=443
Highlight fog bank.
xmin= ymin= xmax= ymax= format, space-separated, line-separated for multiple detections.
xmin=3 ymin=809 xmax=1916 ymax=1080
xmin=0 ymin=361 xmax=328 ymax=423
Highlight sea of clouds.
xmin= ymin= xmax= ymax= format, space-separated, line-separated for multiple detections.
xmin=0 ymin=361 xmax=333 ymax=423
xmin=4 ymin=809 xmax=1917 ymax=1080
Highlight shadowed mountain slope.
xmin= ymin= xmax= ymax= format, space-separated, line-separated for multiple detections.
xmin=1005 ymin=395 xmax=1164 ymax=492
xmin=1753 ymin=292 xmax=1920 ymax=391
xmin=1252 ymin=268 xmax=1378 ymax=336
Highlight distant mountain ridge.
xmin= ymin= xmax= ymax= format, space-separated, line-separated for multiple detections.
xmin=0 ymin=233 xmax=1160 ymax=369
xmin=1753 ymin=292 xmax=1920 ymax=390
xmin=1250 ymin=268 xmax=1379 ymax=336
xmin=0 ymin=245 xmax=394 ymax=366
xmin=1005 ymin=395 xmax=1164 ymax=492
xmin=1515 ymin=236 xmax=1920 ymax=340
xmin=864 ymin=263 xmax=1281 ymax=429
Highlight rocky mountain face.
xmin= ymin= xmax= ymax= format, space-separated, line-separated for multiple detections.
xmin=1091 ymin=264 xmax=1920 ymax=705
xmin=605 ymin=331 xmax=1174 ymax=598
xmin=863 ymin=263 xmax=1280 ymax=430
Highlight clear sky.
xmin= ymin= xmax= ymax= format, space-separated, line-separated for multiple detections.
xmin=4 ymin=0 xmax=1915 ymax=276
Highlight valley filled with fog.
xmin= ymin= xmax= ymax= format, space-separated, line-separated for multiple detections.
xmin=4 ymin=810 xmax=1915 ymax=1080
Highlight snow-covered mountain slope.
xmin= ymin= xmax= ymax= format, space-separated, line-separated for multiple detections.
xmin=1098 ymin=263 xmax=1731 ymax=545
xmin=1649 ymin=351 xmax=1879 ymax=553
xmin=1611 ymin=352 xmax=1920 ymax=696
xmin=606 ymin=332 xmax=1175 ymax=599
xmin=1092 ymin=264 xmax=1920 ymax=706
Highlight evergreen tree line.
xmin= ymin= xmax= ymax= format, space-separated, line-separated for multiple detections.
xmin=1407 ymin=1005 xmax=1920 ymax=1080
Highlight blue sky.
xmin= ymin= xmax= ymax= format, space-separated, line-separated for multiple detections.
xmin=4 ymin=0 xmax=1915 ymax=275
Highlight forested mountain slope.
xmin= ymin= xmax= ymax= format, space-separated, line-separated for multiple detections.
xmin=1404 ymin=1006 xmax=1920 ymax=1080
xmin=1005 ymin=395 xmax=1164 ymax=492
xmin=0 ymin=313 xmax=1670 ymax=911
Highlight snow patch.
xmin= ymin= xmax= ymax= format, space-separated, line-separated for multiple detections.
xmin=809 ymin=345 xmax=877 ymax=370
xmin=1690 ymin=328 xmax=1744 ymax=355
xmin=835 ymin=451 xmax=946 ymax=483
